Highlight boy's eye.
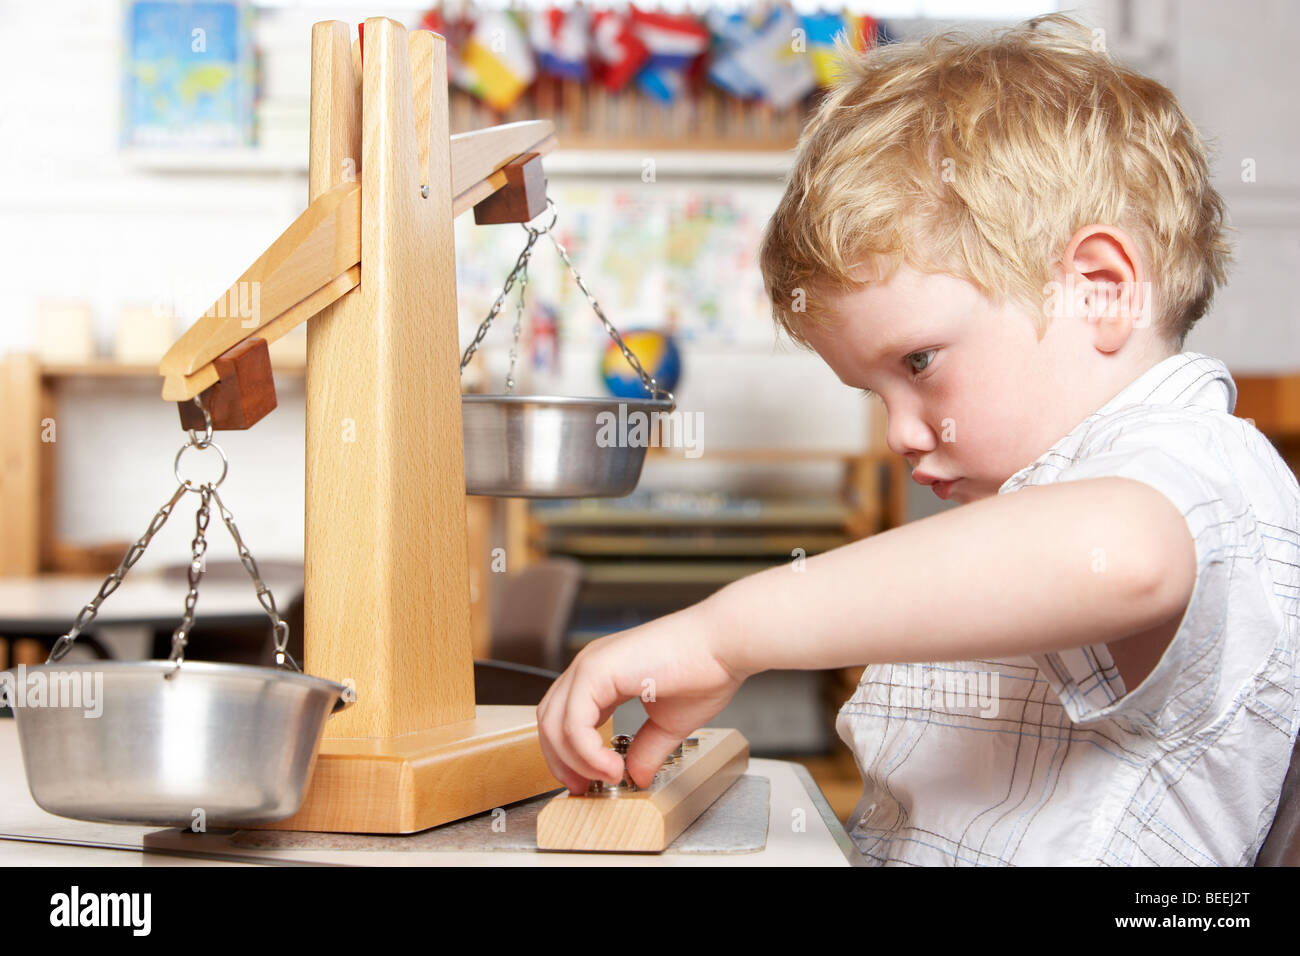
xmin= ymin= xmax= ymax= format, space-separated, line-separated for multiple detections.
xmin=859 ymin=349 xmax=937 ymax=399
xmin=907 ymin=349 xmax=936 ymax=375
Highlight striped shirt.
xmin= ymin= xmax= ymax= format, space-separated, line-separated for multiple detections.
xmin=835 ymin=351 xmax=1300 ymax=865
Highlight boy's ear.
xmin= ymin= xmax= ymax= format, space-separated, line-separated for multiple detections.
xmin=1063 ymin=224 xmax=1143 ymax=287
xmin=1059 ymin=224 xmax=1151 ymax=351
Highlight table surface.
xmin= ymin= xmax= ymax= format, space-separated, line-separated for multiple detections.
xmin=0 ymin=719 xmax=863 ymax=866
xmin=0 ymin=571 xmax=304 ymax=635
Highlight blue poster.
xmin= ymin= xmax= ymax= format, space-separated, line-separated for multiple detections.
xmin=121 ymin=0 xmax=254 ymax=148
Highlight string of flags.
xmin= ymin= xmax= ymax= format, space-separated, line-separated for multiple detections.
xmin=419 ymin=3 xmax=896 ymax=113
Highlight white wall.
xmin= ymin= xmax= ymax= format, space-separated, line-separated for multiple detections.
xmin=1148 ymin=0 xmax=1300 ymax=370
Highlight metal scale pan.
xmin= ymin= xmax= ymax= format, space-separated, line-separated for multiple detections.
xmin=459 ymin=198 xmax=677 ymax=499
xmin=463 ymin=394 xmax=675 ymax=498
xmin=10 ymin=441 xmax=351 ymax=829
xmin=16 ymin=660 xmax=349 ymax=828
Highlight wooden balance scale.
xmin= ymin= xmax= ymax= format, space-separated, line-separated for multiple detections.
xmin=157 ymin=17 xmax=747 ymax=851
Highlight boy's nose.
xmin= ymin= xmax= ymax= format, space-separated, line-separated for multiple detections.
xmin=886 ymin=411 xmax=937 ymax=460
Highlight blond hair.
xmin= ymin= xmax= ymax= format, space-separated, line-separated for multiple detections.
xmin=759 ymin=13 xmax=1231 ymax=351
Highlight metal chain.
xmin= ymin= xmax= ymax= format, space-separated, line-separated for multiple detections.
xmin=544 ymin=225 xmax=675 ymax=406
xmin=459 ymin=197 xmax=674 ymax=407
xmin=46 ymin=388 xmax=297 ymax=674
xmin=45 ymin=483 xmax=190 ymax=664
xmin=165 ymin=484 xmax=212 ymax=671
xmin=459 ymin=211 xmax=550 ymax=374
xmin=209 ymin=484 xmax=300 ymax=672
xmin=505 ymin=256 xmax=529 ymax=393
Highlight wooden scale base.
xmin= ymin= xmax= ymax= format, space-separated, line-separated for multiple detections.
xmin=251 ymin=708 xmax=612 ymax=834
xmin=158 ymin=17 xmax=748 ymax=846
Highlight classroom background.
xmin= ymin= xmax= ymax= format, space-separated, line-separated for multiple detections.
xmin=1 ymin=0 xmax=1298 ymax=822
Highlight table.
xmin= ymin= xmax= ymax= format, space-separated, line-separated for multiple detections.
xmin=0 ymin=719 xmax=863 ymax=866
xmin=0 ymin=570 xmax=303 ymax=635
xmin=0 ymin=569 xmax=304 ymax=666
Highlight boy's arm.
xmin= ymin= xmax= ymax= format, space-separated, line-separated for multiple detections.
xmin=708 ymin=476 xmax=1196 ymax=679
xmin=536 ymin=475 xmax=1196 ymax=792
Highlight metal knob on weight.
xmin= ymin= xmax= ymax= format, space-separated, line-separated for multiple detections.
xmin=586 ymin=734 xmax=638 ymax=796
xmin=587 ymin=773 xmax=638 ymax=796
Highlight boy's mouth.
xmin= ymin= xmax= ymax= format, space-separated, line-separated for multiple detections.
xmin=912 ymin=470 xmax=950 ymax=485
xmin=914 ymin=471 xmax=959 ymax=499
xmin=931 ymin=479 xmax=958 ymax=500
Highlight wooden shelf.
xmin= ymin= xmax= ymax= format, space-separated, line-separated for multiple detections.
xmin=118 ymin=77 xmax=808 ymax=177
xmin=38 ymin=360 xmax=306 ymax=380
xmin=530 ymin=499 xmax=854 ymax=528
xmin=117 ymin=145 xmax=794 ymax=179
xmin=645 ymin=446 xmax=872 ymax=462
xmin=541 ymin=530 xmax=848 ymax=557
xmin=0 ymin=352 xmax=314 ymax=578
xmin=541 ymin=149 xmax=792 ymax=179
xmin=456 ymin=76 xmax=809 ymax=154
xmin=1235 ymin=373 xmax=1300 ymax=438
xmin=30 ymin=357 xmax=493 ymax=392
xmin=580 ymin=560 xmax=781 ymax=586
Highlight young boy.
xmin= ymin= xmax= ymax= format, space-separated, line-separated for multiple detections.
xmin=536 ymin=14 xmax=1300 ymax=865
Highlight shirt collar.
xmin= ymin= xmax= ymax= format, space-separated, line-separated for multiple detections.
xmin=1089 ymin=350 xmax=1237 ymax=419
xmin=998 ymin=351 xmax=1237 ymax=494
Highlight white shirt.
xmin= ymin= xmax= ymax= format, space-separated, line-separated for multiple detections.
xmin=836 ymin=351 xmax=1300 ymax=865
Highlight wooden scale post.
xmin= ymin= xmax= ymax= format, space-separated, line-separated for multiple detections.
xmin=159 ymin=17 xmax=747 ymax=846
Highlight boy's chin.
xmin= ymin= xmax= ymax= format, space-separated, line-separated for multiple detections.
xmin=947 ymin=481 xmax=980 ymax=503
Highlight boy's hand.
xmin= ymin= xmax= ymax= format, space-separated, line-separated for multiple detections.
xmin=536 ymin=604 xmax=748 ymax=794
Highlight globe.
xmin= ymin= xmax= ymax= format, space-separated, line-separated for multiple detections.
xmin=600 ymin=330 xmax=682 ymax=399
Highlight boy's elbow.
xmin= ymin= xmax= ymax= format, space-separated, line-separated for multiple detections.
xmin=1107 ymin=478 xmax=1198 ymax=627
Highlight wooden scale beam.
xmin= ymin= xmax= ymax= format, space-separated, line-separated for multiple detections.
xmin=159 ymin=17 xmax=607 ymax=833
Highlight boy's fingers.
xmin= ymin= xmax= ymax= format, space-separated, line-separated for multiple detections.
xmin=541 ymin=665 xmax=620 ymax=785
xmin=595 ymin=700 xmax=620 ymax=731
xmin=535 ymin=667 xmax=567 ymax=739
xmin=535 ymin=643 xmax=632 ymax=789
xmin=625 ymin=720 xmax=684 ymax=789
xmin=561 ymin=659 xmax=632 ymax=784
xmin=574 ymin=665 xmax=634 ymax=785
xmin=536 ymin=669 xmax=590 ymax=790
xmin=563 ymin=690 xmax=623 ymax=784
xmin=536 ymin=725 xmax=591 ymax=795
xmin=536 ymin=675 xmax=560 ymax=725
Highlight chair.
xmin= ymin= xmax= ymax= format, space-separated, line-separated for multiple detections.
xmin=251 ymin=609 xmax=558 ymax=705
xmin=473 ymin=658 xmax=560 ymax=706
xmin=1256 ymin=735 xmax=1300 ymax=866
xmin=259 ymin=558 xmax=582 ymax=673
xmin=240 ymin=559 xmax=578 ymax=699
xmin=488 ymin=557 xmax=583 ymax=672
xmin=253 ymin=592 xmax=563 ymax=708
xmin=157 ymin=559 xmax=305 ymax=666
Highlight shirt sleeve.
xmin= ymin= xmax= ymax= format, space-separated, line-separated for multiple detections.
xmin=1026 ymin=410 xmax=1244 ymax=739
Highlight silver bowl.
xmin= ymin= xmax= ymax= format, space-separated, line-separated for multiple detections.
xmin=463 ymin=394 xmax=676 ymax=498
xmin=11 ymin=660 xmax=350 ymax=828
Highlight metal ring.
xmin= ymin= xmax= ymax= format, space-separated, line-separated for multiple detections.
xmin=186 ymin=396 xmax=214 ymax=447
xmin=174 ymin=440 xmax=228 ymax=491
xmin=522 ymin=196 xmax=558 ymax=237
